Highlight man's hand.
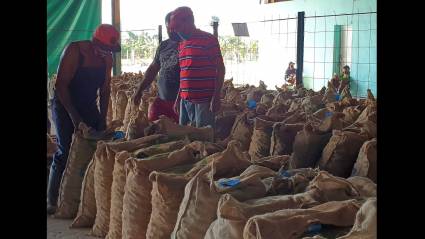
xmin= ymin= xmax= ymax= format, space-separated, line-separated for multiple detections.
xmin=173 ymin=97 xmax=180 ymax=115
xmin=210 ymin=97 xmax=221 ymax=113
xmin=133 ymin=91 xmax=143 ymax=106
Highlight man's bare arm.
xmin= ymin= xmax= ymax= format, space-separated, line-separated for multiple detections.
xmin=55 ymin=43 xmax=82 ymax=128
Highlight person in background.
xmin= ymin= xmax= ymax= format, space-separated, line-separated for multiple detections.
xmin=169 ymin=6 xmax=225 ymax=128
xmin=133 ymin=12 xmax=180 ymax=123
xmin=47 ymin=24 xmax=121 ymax=214
xmin=285 ymin=61 xmax=296 ymax=85
xmin=329 ymin=73 xmax=340 ymax=92
xmin=338 ymin=65 xmax=351 ymax=93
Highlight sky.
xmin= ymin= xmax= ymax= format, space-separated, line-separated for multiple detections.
xmin=102 ymin=0 xmax=266 ymax=36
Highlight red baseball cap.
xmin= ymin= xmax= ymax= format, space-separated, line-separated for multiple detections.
xmin=169 ymin=7 xmax=194 ymax=31
xmin=93 ymin=24 xmax=121 ymax=52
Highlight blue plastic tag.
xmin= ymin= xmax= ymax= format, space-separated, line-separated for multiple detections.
xmin=335 ymin=94 xmax=340 ymax=101
xmin=113 ymin=131 xmax=125 ymax=140
xmin=307 ymin=223 xmax=322 ymax=234
xmin=325 ymin=112 xmax=333 ymax=117
xmin=218 ymin=178 xmax=241 ymax=188
xmin=280 ymin=170 xmax=291 ymax=177
xmin=247 ymin=99 xmax=257 ymax=109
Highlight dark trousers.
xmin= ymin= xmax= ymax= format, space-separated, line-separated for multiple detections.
xmin=47 ymin=96 xmax=100 ymax=206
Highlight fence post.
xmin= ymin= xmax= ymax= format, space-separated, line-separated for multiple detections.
xmin=213 ymin=21 xmax=219 ymax=37
xmin=296 ymin=11 xmax=305 ymax=86
xmin=112 ymin=0 xmax=121 ymax=76
xmin=158 ymin=25 xmax=162 ymax=43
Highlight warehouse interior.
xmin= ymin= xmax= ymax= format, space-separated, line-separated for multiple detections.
xmin=47 ymin=0 xmax=377 ymax=238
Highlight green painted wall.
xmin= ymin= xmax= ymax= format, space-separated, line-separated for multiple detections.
xmin=259 ymin=0 xmax=377 ymax=98
xmin=47 ymin=0 xmax=102 ymax=76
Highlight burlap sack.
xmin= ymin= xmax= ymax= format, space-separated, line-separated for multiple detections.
xmin=248 ymin=117 xmax=275 ymax=160
xmin=172 ymin=165 xmax=274 ymax=239
xmin=318 ymin=130 xmax=368 ymax=178
xmin=260 ymin=93 xmax=275 ymax=108
xmin=322 ymin=82 xmax=338 ymax=104
xmin=272 ymin=91 xmax=292 ymax=106
xmin=226 ymin=113 xmax=254 ymax=151
xmin=205 ymin=191 xmax=320 ymax=239
xmin=270 ymin=123 xmax=304 ymax=156
xmin=246 ymin=88 xmax=265 ymax=102
xmin=318 ymin=112 xmax=350 ymax=133
xmin=146 ymin=171 xmax=191 ymax=239
xmin=171 ymin=141 xmax=258 ymax=239
xmin=347 ymin=176 xmax=376 ymax=198
xmin=214 ymin=114 xmax=238 ymax=141
xmin=290 ymin=123 xmax=332 ymax=169
xmin=350 ymin=138 xmax=376 ymax=183
xmin=217 ymin=102 xmax=240 ymax=116
xmin=105 ymin=151 xmax=132 ymax=239
xmin=214 ymin=165 xmax=276 ymax=201
xmin=243 ymin=199 xmax=361 ymax=239
xmin=269 ymin=168 xmax=319 ymax=195
xmin=91 ymin=134 xmax=168 ymax=237
xmin=114 ymin=90 xmax=128 ymax=123
xmin=266 ymin=103 xmax=289 ymax=119
xmin=122 ymin=145 xmax=199 ymax=239
xmin=224 ymin=87 xmax=244 ymax=104
xmin=306 ymin=171 xmax=360 ymax=202
xmin=133 ymin=139 xmax=189 ymax=158
xmin=337 ymin=197 xmax=376 ymax=239
xmin=55 ymin=122 xmax=117 ymax=219
xmin=251 ymin=155 xmax=290 ymax=171
xmin=254 ymin=103 xmax=268 ymax=115
xmin=302 ymin=95 xmax=324 ymax=114
xmin=344 ymin=120 xmax=377 ymax=140
xmin=282 ymin=111 xmax=306 ymax=124
xmin=337 ymin=87 xmax=357 ymax=107
xmin=343 ymin=106 xmax=362 ymax=124
xmin=269 ymin=169 xmax=360 ymax=204
xmin=71 ymin=155 xmax=96 ymax=228
xmin=294 ymin=87 xmax=307 ymax=98
xmin=107 ymin=96 xmax=113 ymax=126
xmin=126 ymin=109 xmax=149 ymax=140
xmin=364 ymin=89 xmax=376 ymax=107
xmin=149 ymin=115 xmax=214 ymax=142
xmin=118 ymin=143 xmax=213 ymax=239
xmin=355 ymin=104 xmax=376 ymax=124
xmin=340 ymin=86 xmax=352 ymax=101
xmin=312 ymin=108 xmax=335 ymax=121
xmin=184 ymin=152 xmax=223 ymax=179
xmin=123 ymin=92 xmax=136 ymax=132
xmin=288 ymin=98 xmax=303 ymax=112
xmin=184 ymin=141 xmax=224 ymax=158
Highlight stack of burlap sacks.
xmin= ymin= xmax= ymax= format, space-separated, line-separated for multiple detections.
xmin=108 ymin=72 xmax=158 ymax=140
xmin=53 ymin=75 xmax=377 ymax=239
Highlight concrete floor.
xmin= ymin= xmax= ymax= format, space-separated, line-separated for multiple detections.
xmin=47 ymin=216 xmax=97 ymax=239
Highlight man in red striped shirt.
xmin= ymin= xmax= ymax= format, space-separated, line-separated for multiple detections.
xmin=169 ymin=6 xmax=225 ymax=128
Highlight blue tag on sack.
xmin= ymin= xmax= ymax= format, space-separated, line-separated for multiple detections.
xmin=280 ymin=170 xmax=291 ymax=177
xmin=113 ymin=131 xmax=125 ymax=140
xmin=325 ymin=112 xmax=333 ymax=117
xmin=247 ymin=99 xmax=257 ymax=109
xmin=307 ymin=223 xmax=322 ymax=234
xmin=335 ymin=94 xmax=340 ymax=101
xmin=218 ymin=178 xmax=241 ymax=188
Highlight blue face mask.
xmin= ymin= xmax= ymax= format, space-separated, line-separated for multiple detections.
xmin=169 ymin=32 xmax=182 ymax=42
xmin=177 ymin=32 xmax=190 ymax=41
